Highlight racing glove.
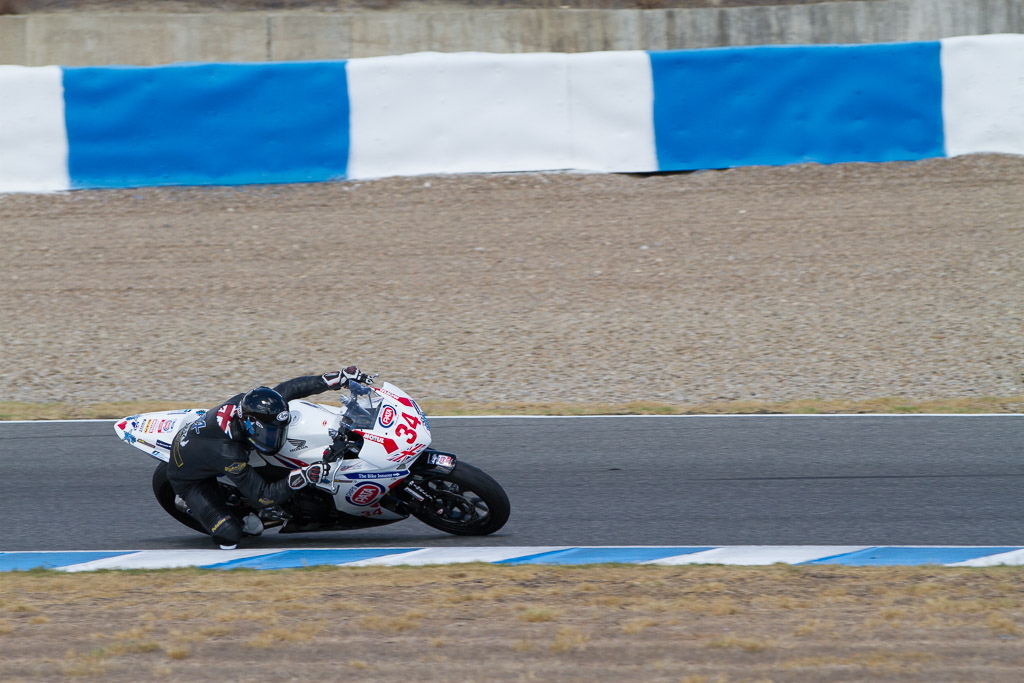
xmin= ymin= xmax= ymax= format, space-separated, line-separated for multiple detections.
xmin=322 ymin=367 xmax=374 ymax=389
xmin=287 ymin=462 xmax=330 ymax=490
xmin=342 ymin=365 xmax=374 ymax=385
xmin=322 ymin=370 xmax=345 ymax=390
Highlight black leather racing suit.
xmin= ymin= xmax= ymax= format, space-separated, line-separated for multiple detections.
xmin=166 ymin=375 xmax=335 ymax=546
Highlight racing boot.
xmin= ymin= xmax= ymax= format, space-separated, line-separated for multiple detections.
xmin=242 ymin=513 xmax=264 ymax=536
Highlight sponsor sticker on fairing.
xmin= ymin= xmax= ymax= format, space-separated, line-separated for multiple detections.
xmin=387 ymin=443 xmax=426 ymax=463
xmin=343 ymin=470 xmax=409 ymax=480
xmin=372 ymin=386 xmax=414 ymax=407
xmin=410 ymin=399 xmax=430 ymax=431
xmin=346 ymin=482 xmax=386 ymax=507
xmin=353 ymin=430 xmax=399 ymax=454
xmin=378 ymin=405 xmax=396 ymax=429
xmin=427 ymin=453 xmax=455 ymax=469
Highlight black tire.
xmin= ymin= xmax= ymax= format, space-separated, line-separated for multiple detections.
xmin=411 ymin=462 xmax=510 ymax=536
xmin=152 ymin=462 xmax=207 ymax=535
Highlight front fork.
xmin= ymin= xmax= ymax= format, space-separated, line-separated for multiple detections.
xmin=380 ymin=478 xmax=427 ymax=516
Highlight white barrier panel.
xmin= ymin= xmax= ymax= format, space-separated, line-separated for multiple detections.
xmin=0 ymin=66 xmax=69 ymax=193
xmin=942 ymin=34 xmax=1024 ymax=157
xmin=566 ymin=50 xmax=657 ymax=173
xmin=346 ymin=51 xmax=656 ymax=180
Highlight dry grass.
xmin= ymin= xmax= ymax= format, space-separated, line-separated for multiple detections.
xmin=792 ymin=619 xmax=825 ymax=637
xmin=783 ymin=650 xmax=936 ymax=675
xmin=358 ymin=610 xmax=422 ymax=632
xmin=164 ymin=644 xmax=191 ymax=660
xmin=197 ymin=624 xmax=235 ymax=638
xmin=107 ymin=640 xmax=162 ymax=655
xmin=622 ymin=617 xmax=661 ymax=634
xmin=213 ymin=607 xmax=281 ymax=624
xmin=518 ymin=607 xmax=559 ymax=622
xmin=244 ymin=620 xmax=325 ymax=648
xmin=3 ymin=564 xmax=1024 ymax=681
xmin=3 ymin=395 xmax=1024 ymax=421
xmin=60 ymin=655 xmax=109 ymax=678
xmin=549 ymin=626 xmax=589 ymax=653
xmin=705 ymin=634 xmax=774 ymax=652
xmin=987 ymin=614 xmax=1020 ymax=636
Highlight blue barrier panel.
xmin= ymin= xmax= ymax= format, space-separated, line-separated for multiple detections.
xmin=63 ymin=61 xmax=350 ymax=189
xmin=0 ymin=551 xmax=130 ymax=571
xmin=650 ymin=42 xmax=944 ymax=170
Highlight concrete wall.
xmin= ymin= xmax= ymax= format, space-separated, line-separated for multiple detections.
xmin=1 ymin=0 xmax=1022 ymax=65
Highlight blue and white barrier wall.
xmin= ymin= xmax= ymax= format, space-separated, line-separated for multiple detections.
xmin=1 ymin=34 xmax=1023 ymax=193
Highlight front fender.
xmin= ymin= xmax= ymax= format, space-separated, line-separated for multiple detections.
xmin=410 ymin=449 xmax=457 ymax=476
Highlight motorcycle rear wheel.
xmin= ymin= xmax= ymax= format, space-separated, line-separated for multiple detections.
xmin=411 ymin=462 xmax=510 ymax=536
xmin=152 ymin=462 xmax=207 ymax=535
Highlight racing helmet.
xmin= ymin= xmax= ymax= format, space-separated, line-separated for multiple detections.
xmin=238 ymin=386 xmax=290 ymax=454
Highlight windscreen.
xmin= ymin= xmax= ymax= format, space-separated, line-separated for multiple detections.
xmin=341 ymin=384 xmax=382 ymax=430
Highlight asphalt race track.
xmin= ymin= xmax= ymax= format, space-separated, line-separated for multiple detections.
xmin=2 ymin=416 xmax=1022 ymax=551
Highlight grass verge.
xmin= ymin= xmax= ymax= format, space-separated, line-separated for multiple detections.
xmin=2 ymin=564 xmax=1024 ymax=681
xmin=2 ymin=395 xmax=1022 ymax=421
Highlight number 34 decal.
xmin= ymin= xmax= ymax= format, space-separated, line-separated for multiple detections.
xmin=394 ymin=412 xmax=421 ymax=444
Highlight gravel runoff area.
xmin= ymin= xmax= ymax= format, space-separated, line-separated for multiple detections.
xmin=2 ymin=155 xmax=1023 ymax=409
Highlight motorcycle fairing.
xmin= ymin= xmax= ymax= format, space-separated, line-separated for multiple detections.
xmin=114 ymin=408 xmax=207 ymax=463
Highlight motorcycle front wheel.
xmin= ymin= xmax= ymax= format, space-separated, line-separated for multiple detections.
xmin=411 ymin=462 xmax=510 ymax=536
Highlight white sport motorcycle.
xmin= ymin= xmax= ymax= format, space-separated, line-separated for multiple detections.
xmin=115 ymin=378 xmax=510 ymax=538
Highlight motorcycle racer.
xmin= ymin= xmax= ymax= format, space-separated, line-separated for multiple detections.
xmin=167 ymin=367 xmax=370 ymax=549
